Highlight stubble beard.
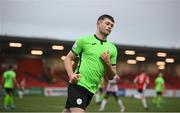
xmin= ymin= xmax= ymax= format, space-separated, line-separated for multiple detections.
xmin=100 ymin=30 xmax=110 ymax=37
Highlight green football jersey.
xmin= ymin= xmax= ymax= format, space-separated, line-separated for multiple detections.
xmin=3 ymin=70 xmax=16 ymax=88
xmin=155 ymin=76 xmax=164 ymax=92
xmin=72 ymin=35 xmax=117 ymax=93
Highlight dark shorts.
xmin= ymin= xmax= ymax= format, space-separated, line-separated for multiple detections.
xmin=106 ymin=91 xmax=117 ymax=96
xmin=106 ymin=91 xmax=118 ymax=100
xmin=65 ymin=83 xmax=94 ymax=110
xmin=19 ymin=87 xmax=25 ymax=92
xmin=4 ymin=88 xmax=13 ymax=95
xmin=138 ymin=89 xmax=143 ymax=93
xmin=156 ymin=91 xmax=162 ymax=95
xmin=99 ymin=88 xmax=103 ymax=93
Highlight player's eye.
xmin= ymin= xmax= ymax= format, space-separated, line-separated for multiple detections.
xmin=106 ymin=22 xmax=114 ymax=28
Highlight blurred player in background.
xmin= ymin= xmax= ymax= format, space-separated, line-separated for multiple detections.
xmin=99 ymin=74 xmax=125 ymax=112
xmin=153 ymin=73 xmax=166 ymax=107
xmin=95 ymin=77 xmax=106 ymax=105
xmin=63 ymin=14 xmax=117 ymax=113
xmin=1 ymin=66 xmax=19 ymax=110
xmin=18 ymin=78 xmax=26 ymax=99
xmin=133 ymin=72 xmax=149 ymax=110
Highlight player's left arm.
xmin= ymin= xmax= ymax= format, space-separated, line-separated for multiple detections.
xmin=101 ymin=45 xmax=117 ymax=80
xmin=133 ymin=76 xmax=138 ymax=88
xmin=162 ymin=81 xmax=166 ymax=95
xmin=146 ymin=76 xmax=150 ymax=85
xmin=114 ymin=74 xmax=121 ymax=84
xmin=101 ymin=52 xmax=116 ymax=80
xmin=133 ymin=76 xmax=137 ymax=84
xmin=13 ymin=78 xmax=20 ymax=88
xmin=12 ymin=72 xmax=20 ymax=88
xmin=106 ymin=64 xmax=117 ymax=80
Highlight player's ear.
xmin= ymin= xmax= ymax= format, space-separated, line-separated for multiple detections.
xmin=97 ymin=20 xmax=102 ymax=25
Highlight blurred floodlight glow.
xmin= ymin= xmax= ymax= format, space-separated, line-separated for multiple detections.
xmin=31 ymin=50 xmax=43 ymax=55
xmin=136 ymin=56 xmax=146 ymax=61
xmin=156 ymin=61 xmax=165 ymax=66
xmin=127 ymin=59 xmax=137 ymax=64
xmin=9 ymin=42 xmax=22 ymax=48
xmin=165 ymin=58 xmax=175 ymax=63
xmin=125 ymin=50 xmax=135 ymax=55
xmin=61 ymin=56 xmax=66 ymax=60
xmin=52 ymin=45 xmax=64 ymax=50
xmin=158 ymin=65 xmax=165 ymax=70
xmin=157 ymin=52 xmax=167 ymax=57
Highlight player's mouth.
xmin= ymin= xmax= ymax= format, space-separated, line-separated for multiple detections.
xmin=106 ymin=29 xmax=111 ymax=33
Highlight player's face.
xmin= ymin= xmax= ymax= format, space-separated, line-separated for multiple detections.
xmin=98 ymin=18 xmax=114 ymax=36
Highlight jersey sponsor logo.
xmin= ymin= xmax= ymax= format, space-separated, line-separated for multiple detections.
xmin=76 ymin=98 xmax=82 ymax=105
xmin=91 ymin=43 xmax=97 ymax=45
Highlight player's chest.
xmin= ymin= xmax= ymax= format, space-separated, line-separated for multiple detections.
xmin=83 ymin=42 xmax=112 ymax=56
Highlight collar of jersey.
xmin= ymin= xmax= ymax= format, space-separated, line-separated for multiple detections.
xmin=94 ymin=34 xmax=107 ymax=43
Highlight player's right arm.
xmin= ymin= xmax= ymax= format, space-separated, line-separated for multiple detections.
xmin=133 ymin=76 xmax=138 ymax=88
xmin=1 ymin=72 xmax=6 ymax=88
xmin=101 ymin=45 xmax=118 ymax=80
xmin=133 ymin=76 xmax=138 ymax=84
xmin=1 ymin=77 xmax=4 ymax=88
xmin=146 ymin=76 xmax=150 ymax=85
xmin=65 ymin=37 xmax=84 ymax=84
xmin=13 ymin=78 xmax=20 ymax=88
xmin=162 ymin=80 xmax=166 ymax=95
xmin=64 ymin=51 xmax=80 ymax=84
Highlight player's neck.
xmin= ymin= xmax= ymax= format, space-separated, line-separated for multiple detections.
xmin=95 ymin=33 xmax=107 ymax=41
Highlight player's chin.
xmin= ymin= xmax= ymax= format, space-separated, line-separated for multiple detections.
xmin=103 ymin=32 xmax=110 ymax=36
xmin=107 ymin=30 xmax=112 ymax=35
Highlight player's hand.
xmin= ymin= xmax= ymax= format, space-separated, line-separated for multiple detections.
xmin=69 ymin=73 xmax=80 ymax=84
xmin=162 ymin=89 xmax=166 ymax=96
xmin=16 ymin=83 xmax=20 ymax=89
xmin=101 ymin=51 xmax=111 ymax=65
xmin=114 ymin=75 xmax=120 ymax=80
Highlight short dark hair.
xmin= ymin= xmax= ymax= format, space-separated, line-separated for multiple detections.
xmin=8 ymin=65 xmax=13 ymax=70
xmin=97 ymin=14 xmax=114 ymax=23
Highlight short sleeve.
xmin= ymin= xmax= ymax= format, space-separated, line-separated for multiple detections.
xmin=3 ymin=72 xmax=6 ymax=78
xmin=110 ymin=45 xmax=118 ymax=65
xmin=12 ymin=71 xmax=16 ymax=78
xmin=71 ymin=38 xmax=84 ymax=56
xmin=161 ymin=79 xmax=164 ymax=84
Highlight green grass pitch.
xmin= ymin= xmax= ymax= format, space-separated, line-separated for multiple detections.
xmin=0 ymin=95 xmax=180 ymax=112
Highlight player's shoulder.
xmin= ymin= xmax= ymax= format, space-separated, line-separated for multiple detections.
xmin=3 ymin=70 xmax=10 ymax=74
xmin=107 ymin=41 xmax=117 ymax=50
